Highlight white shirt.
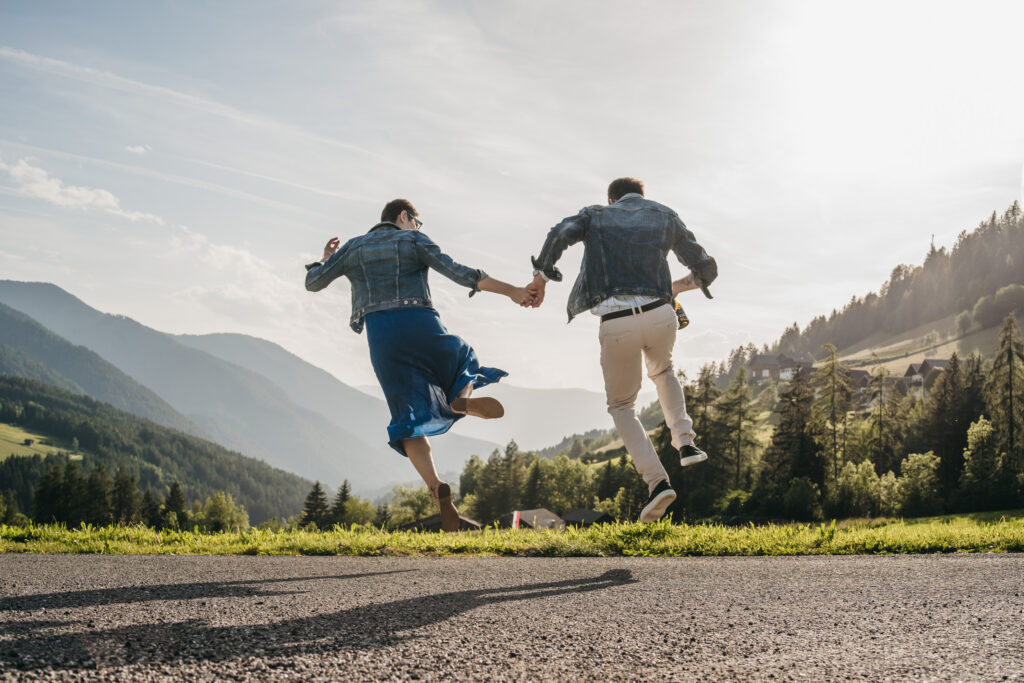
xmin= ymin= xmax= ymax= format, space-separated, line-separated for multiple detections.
xmin=590 ymin=295 xmax=659 ymax=317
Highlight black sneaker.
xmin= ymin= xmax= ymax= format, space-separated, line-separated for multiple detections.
xmin=679 ymin=444 xmax=708 ymax=467
xmin=640 ymin=480 xmax=676 ymax=523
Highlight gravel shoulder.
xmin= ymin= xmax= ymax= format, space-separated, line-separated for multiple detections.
xmin=1 ymin=554 xmax=1022 ymax=681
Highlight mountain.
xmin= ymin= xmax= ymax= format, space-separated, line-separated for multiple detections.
xmin=0 ymin=376 xmax=310 ymax=522
xmin=0 ymin=281 xmax=404 ymax=491
xmin=173 ymin=332 xmax=499 ymax=476
xmin=0 ymin=302 xmax=197 ymax=433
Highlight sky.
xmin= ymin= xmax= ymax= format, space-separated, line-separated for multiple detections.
xmin=1 ymin=1 xmax=1022 ymax=393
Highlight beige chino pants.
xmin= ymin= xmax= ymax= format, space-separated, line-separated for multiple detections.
xmin=599 ymin=304 xmax=697 ymax=492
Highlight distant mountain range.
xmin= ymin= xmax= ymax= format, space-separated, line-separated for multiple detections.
xmin=0 ymin=280 xmax=650 ymax=492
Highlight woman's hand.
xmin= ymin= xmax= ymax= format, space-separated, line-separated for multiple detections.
xmin=322 ymin=237 xmax=341 ymax=262
xmin=508 ymin=286 xmax=535 ymax=307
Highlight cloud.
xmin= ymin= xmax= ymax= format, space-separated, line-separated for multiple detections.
xmin=0 ymin=156 xmax=163 ymax=224
xmin=125 ymin=144 xmax=151 ymax=155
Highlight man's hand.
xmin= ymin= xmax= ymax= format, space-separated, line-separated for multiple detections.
xmin=322 ymin=237 xmax=341 ymax=262
xmin=527 ymin=273 xmax=546 ymax=308
xmin=672 ymin=273 xmax=698 ymax=297
xmin=508 ymin=286 xmax=535 ymax=307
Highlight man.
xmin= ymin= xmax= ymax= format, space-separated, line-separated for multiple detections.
xmin=528 ymin=177 xmax=717 ymax=523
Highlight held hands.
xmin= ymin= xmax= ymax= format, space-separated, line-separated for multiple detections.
xmin=322 ymin=237 xmax=341 ymax=262
xmin=508 ymin=286 xmax=536 ymax=307
xmin=526 ymin=274 xmax=546 ymax=307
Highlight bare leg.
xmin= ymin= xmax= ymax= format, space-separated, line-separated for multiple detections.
xmin=402 ymin=436 xmax=459 ymax=531
xmin=449 ymin=383 xmax=473 ymax=413
xmin=402 ymin=436 xmax=440 ymax=491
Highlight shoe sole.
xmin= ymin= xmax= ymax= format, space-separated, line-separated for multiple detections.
xmin=639 ymin=488 xmax=677 ymax=523
xmin=680 ymin=452 xmax=708 ymax=467
xmin=436 ymin=483 xmax=460 ymax=532
xmin=451 ymin=397 xmax=505 ymax=419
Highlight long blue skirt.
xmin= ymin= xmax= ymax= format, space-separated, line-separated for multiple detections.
xmin=365 ymin=307 xmax=507 ymax=456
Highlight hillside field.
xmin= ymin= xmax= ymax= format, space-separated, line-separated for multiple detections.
xmin=0 ymin=423 xmax=75 ymax=462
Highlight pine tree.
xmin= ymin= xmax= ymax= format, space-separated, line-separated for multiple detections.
xmin=301 ymin=481 xmax=330 ymax=529
xmin=165 ymin=482 xmax=187 ymax=529
xmin=986 ymin=314 xmax=1024 ymax=478
xmin=866 ymin=362 xmax=903 ymax=474
xmin=329 ymin=479 xmax=351 ymax=527
xmin=32 ymin=462 xmax=63 ymax=524
xmin=523 ymin=461 xmax=542 ymax=509
xmin=374 ymin=503 xmax=391 ymax=528
xmin=84 ymin=463 xmax=113 ymax=526
xmin=61 ymin=460 xmax=87 ymax=526
xmin=596 ymin=459 xmax=617 ymax=501
xmin=1 ymin=489 xmax=19 ymax=524
xmin=111 ymin=466 xmax=140 ymax=525
xmin=140 ymin=489 xmax=163 ymax=528
xmin=762 ymin=368 xmax=823 ymax=489
xmin=812 ymin=344 xmax=852 ymax=482
xmin=927 ymin=354 xmax=966 ymax=496
xmin=716 ymin=368 xmax=760 ymax=489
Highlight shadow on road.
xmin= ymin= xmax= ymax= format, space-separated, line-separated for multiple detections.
xmin=0 ymin=571 xmax=414 ymax=612
xmin=0 ymin=569 xmax=637 ymax=671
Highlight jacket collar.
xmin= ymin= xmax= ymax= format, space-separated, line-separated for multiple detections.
xmin=369 ymin=221 xmax=400 ymax=232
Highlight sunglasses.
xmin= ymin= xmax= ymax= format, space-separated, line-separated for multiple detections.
xmin=407 ymin=212 xmax=423 ymax=229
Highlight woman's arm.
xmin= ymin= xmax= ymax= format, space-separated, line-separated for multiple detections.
xmin=476 ymin=276 xmax=535 ymax=307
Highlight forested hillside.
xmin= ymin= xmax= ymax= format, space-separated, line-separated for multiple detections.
xmin=0 ymin=377 xmax=312 ymax=522
xmin=773 ymin=201 xmax=1024 ymax=357
xmin=0 ymin=302 xmax=197 ymax=433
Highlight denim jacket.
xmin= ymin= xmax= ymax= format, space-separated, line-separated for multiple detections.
xmin=305 ymin=223 xmax=486 ymax=333
xmin=531 ymin=193 xmax=717 ymax=322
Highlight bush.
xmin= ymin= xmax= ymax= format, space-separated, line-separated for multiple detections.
xmin=958 ymin=417 xmax=1007 ymax=510
xmin=898 ymin=452 xmax=942 ymax=517
xmin=832 ymin=461 xmax=880 ymax=518
xmin=877 ymin=471 xmax=900 ymax=516
xmin=715 ymin=489 xmax=751 ymax=518
xmin=193 ymin=491 xmax=249 ymax=532
xmin=783 ymin=477 xmax=821 ymax=521
xmin=955 ymin=310 xmax=972 ymax=336
xmin=685 ymin=486 xmax=721 ymax=519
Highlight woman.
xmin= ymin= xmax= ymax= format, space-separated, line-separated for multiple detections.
xmin=305 ymin=198 xmax=533 ymax=531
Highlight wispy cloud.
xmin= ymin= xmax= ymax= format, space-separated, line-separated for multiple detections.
xmin=0 ymin=156 xmax=163 ymax=224
xmin=0 ymin=46 xmax=376 ymax=157
xmin=125 ymin=144 xmax=151 ymax=155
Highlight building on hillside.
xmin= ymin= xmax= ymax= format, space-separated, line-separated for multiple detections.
xmin=398 ymin=513 xmax=482 ymax=532
xmin=750 ymin=352 xmax=817 ymax=382
xmin=919 ymin=358 xmax=950 ymax=377
xmin=22 ymin=438 xmax=34 ymax=447
xmin=749 ymin=354 xmax=781 ymax=381
xmin=904 ymin=363 xmax=925 ymax=386
xmin=496 ymin=508 xmax=565 ymax=530
xmin=562 ymin=509 xmax=614 ymax=527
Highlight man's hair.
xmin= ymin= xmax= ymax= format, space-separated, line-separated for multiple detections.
xmin=381 ymin=198 xmax=418 ymax=223
xmin=607 ymin=177 xmax=645 ymax=202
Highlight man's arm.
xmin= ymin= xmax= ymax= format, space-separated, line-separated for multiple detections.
xmin=529 ymin=208 xmax=592 ymax=283
xmin=670 ymin=217 xmax=717 ymax=298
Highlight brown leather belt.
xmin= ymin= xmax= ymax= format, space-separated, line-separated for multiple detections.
xmin=600 ymin=299 xmax=668 ymax=323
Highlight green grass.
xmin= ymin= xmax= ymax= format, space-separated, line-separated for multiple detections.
xmin=0 ymin=422 xmax=70 ymax=462
xmin=3 ymin=511 xmax=1022 ymax=557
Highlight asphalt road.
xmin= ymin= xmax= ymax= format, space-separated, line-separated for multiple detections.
xmin=1 ymin=554 xmax=1022 ymax=681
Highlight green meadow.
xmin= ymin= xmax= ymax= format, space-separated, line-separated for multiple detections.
xmin=2 ymin=510 xmax=1022 ymax=557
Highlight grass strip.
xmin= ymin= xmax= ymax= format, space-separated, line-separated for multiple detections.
xmin=2 ymin=512 xmax=1023 ymax=557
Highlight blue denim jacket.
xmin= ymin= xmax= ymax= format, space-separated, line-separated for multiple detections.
xmin=305 ymin=223 xmax=486 ymax=333
xmin=531 ymin=193 xmax=717 ymax=322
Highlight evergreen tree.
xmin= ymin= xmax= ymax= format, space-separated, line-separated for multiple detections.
xmin=596 ymin=459 xmax=617 ymax=501
xmin=61 ymin=460 xmax=87 ymax=526
xmin=329 ymin=479 xmax=351 ymax=527
xmin=165 ymin=481 xmax=187 ymax=529
xmin=32 ymin=462 xmax=63 ymax=524
xmin=1 ymin=489 xmax=19 ymax=524
xmin=141 ymin=488 xmax=163 ymax=528
xmin=960 ymin=352 xmax=988 ymax=429
xmin=866 ymin=362 xmax=904 ymax=474
xmin=374 ymin=503 xmax=391 ymax=528
xmin=716 ymin=368 xmax=760 ymax=489
xmin=927 ymin=354 xmax=966 ymax=495
xmin=812 ymin=344 xmax=852 ymax=482
xmin=761 ymin=368 xmax=823 ymax=489
xmin=523 ymin=461 xmax=542 ymax=509
xmin=986 ymin=314 xmax=1024 ymax=478
xmin=111 ymin=466 xmax=140 ymax=524
xmin=301 ymin=481 xmax=330 ymax=529
xmin=84 ymin=463 xmax=113 ymax=526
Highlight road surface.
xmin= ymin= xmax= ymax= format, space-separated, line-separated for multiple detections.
xmin=1 ymin=554 xmax=1022 ymax=680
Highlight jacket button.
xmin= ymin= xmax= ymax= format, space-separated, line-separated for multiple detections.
xmin=403 ymin=300 xmax=409 ymax=304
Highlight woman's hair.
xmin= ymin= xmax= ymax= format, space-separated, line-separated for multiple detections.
xmin=607 ymin=177 xmax=644 ymax=202
xmin=381 ymin=198 xmax=418 ymax=223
